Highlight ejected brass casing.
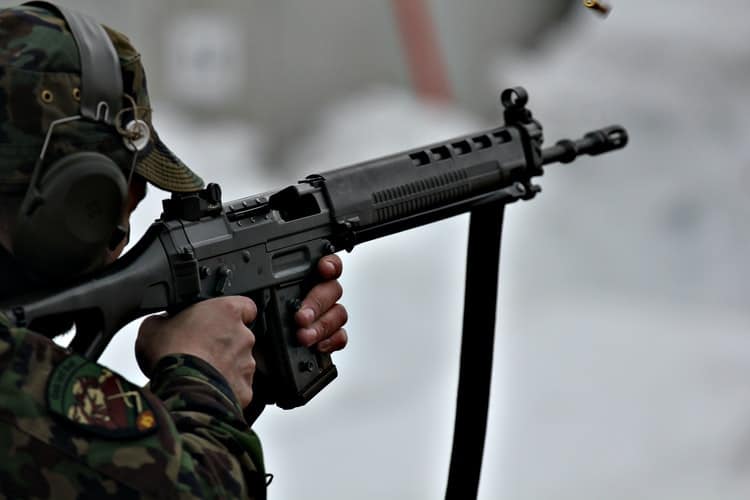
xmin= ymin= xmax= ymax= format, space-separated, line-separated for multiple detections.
xmin=583 ymin=0 xmax=611 ymax=16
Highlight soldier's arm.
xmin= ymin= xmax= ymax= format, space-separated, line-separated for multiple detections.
xmin=147 ymin=354 xmax=268 ymax=497
xmin=136 ymin=296 xmax=264 ymax=497
xmin=0 ymin=319 xmax=266 ymax=498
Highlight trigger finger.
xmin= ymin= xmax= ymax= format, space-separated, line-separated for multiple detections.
xmin=318 ymin=254 xmax=343 ymax=280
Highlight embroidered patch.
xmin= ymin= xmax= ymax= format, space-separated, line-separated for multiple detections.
xmin=47 ymin=356 xmax=158 ymax=438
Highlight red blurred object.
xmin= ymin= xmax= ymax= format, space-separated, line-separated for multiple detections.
xmin=391 ymin=0 xmax=453 ymax=102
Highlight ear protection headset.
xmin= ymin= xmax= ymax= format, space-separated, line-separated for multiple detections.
xmin=12 ymin=1 xmax=148 ymax=280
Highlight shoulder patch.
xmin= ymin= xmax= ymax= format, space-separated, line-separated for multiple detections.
xmin=47 ymin=355 xmax=158 ymax=438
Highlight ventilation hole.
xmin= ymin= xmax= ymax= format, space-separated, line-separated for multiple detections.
xmin=409 ymin=151 xmax=430 ymax=167
xmin=472 ymin=135 xmax=492 ymax=150
xmin=430 ymin=146 xmax=451 ymax=161
xmin=492 ymin=129 xmax=512 ymax=143
xmin=451 ymin=140 xmax=471 ymax=155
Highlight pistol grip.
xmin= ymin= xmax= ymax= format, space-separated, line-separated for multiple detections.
xmin=252 ymin=281 xmax=338 ymax=409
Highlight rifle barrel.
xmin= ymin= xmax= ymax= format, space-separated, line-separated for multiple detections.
xmin=543 ymin=125 xmax=628 ymax=165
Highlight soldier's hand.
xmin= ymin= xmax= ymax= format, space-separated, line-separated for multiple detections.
xmin=135 ymin=296 xmax=257 ymax=408
xmin=295 ymin=254 xmax=348 ymax=353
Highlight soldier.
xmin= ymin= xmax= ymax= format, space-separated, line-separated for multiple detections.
xmin=0 ymin=3 xmax=348 ymax=498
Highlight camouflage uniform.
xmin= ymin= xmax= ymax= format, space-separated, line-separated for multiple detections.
xmin=0 ymin=313 xmax=267 ymax=499
xmin=0 ymin=4 xmax=266 ymax=498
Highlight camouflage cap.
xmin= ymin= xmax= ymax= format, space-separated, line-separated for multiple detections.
xmin=0 ymin=4 xmax=204 ymax=195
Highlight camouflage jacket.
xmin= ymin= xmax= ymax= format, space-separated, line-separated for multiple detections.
xmin=0 ymin=314 xmax=267 ymax=499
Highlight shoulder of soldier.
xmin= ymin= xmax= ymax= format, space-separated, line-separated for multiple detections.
xmin=0 ymin=314 xmax=164 ymax=496
xmin=0 ymin=317 xmax=265 ymax=498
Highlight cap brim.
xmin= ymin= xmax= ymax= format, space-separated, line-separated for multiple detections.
xmin=135 ymin=133 xmax=204 ymax=193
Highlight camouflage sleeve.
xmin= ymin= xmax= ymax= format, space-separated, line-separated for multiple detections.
xmin=0 ymin=315 xmax=268 ymax=500
xmin=147 ymin=354 xmax=268 ymax=497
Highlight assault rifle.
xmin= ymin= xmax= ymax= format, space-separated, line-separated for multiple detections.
xmin=2 ymin=87 xmax=627 ymax=410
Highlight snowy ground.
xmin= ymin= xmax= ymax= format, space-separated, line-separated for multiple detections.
xmin=93 ymin=1 xmax=750 ymax=498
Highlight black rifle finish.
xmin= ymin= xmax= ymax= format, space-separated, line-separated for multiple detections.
xmin=2 ymin=87 xmax=627 ymax=409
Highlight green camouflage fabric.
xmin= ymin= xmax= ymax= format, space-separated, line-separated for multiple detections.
xmin=0 ymin=312 xmax=267 ymax=499
xmin=0 ymin=4 xmax=204 ymax=194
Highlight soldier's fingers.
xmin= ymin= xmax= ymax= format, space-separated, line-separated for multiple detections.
xmin=298 ymin=303 xmax=348 ymax=347
xmin=234 ymin=381 xmax=254 ymax=409
xmin=217 ymin=296 xmax=257 ymax=325
xmin=318 ymin=254 xmax=343 ymax=280
xmin=238 ymin=297 xmax=258 ymax=325
xmin=316 ymin=328 xmax=348 ymax=354
xmin=233 ymin=355 xmax=256 ymax=408
xmin=295 ymin=279 xmax=343 ymax=328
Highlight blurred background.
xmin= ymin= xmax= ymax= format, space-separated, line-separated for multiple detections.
xmin=35 ymin=0 xmax=750 ymax=498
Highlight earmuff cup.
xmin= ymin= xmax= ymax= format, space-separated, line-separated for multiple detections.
xmin=13 ymin=152 xmax=127 ymax=280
